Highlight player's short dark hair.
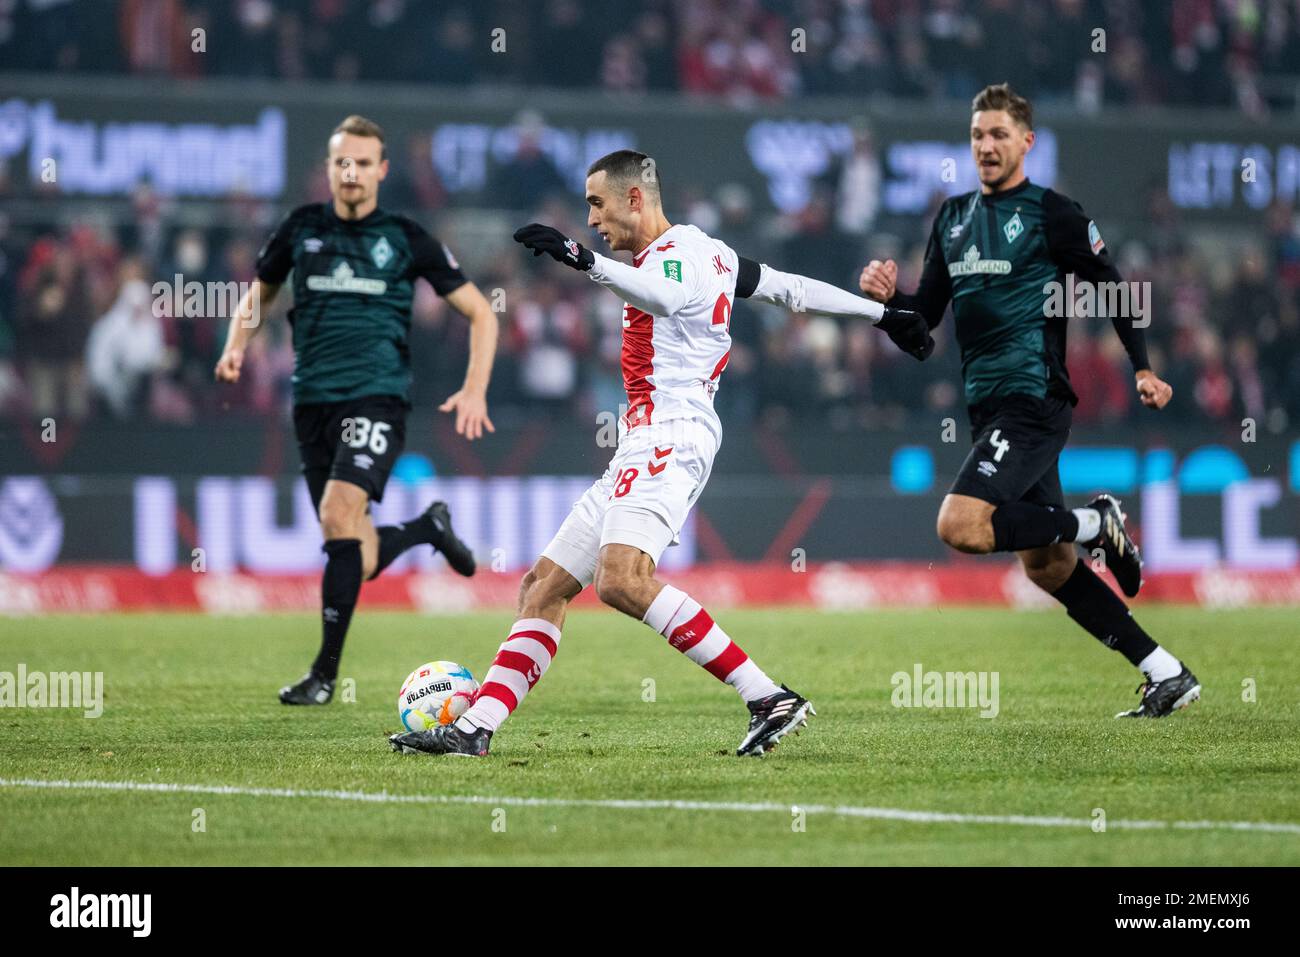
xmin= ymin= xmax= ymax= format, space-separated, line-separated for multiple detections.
xmin=971 ymin=83 xmax=1033 ymax=130
xmin=587 ymin=149 xmax=662 ymax=199
xmin=331 ymin=114 xmax=387 ymax=159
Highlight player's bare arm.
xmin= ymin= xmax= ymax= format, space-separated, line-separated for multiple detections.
xmin=214 ymin=279 xmax=281 ymax=383
xmin=439 ymin=281 xmax=498 ymax=440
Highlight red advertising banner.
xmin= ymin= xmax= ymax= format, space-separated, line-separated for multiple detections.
xmin=4 ymin=563 xmax=1299 ymax=615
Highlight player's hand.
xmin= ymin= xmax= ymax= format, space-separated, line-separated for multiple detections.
xmin=1136 ymin=370 xmax=1173 ymax=410
xmin=214 ymin=348 xmax=243 ymax=383
xmin=874 ymin=306 xmax=935 ymax=361
xmin=859 ymin=259 xmax=898 ymax=302
xmin=513 ymin=223 xmax=594 ymax=272
xmin=440 ymin=388 xmax=495 ymax=440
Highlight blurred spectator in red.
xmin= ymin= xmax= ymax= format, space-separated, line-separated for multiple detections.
xmin=119 ymin=0 xmax=198 ymax=77
xmin=1068 ymin=328 xmax=1130 ymax=425
xmin=17 ymin=241 xmax=92 ymax=420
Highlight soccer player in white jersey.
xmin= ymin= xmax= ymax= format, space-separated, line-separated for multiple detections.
xmin=390 ymin=150 xmax=929 ymax=757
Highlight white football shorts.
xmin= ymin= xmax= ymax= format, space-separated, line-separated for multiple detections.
xmin=542 ymin=418 xmax=719 ymax=587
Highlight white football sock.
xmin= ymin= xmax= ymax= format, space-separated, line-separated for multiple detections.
xmin=643 ymin=585 xmax=780 ymax=702
xmin=1072 ymin=507 xmax=1101 ymax=542
xmin=455 ymin=618 xmax=560 ymax=733
xmin=1138 ymin=646 xmax=1181 ymax=682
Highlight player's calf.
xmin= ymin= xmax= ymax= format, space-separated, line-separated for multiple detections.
xmin=642 ymin=583 xmax=812 ymax=754
xmin=370 ymin=500 xmax=477 ymax=579
xmin=448 ymin=561 xmax=582 ymax=740
xmin=1041 ymin=554 xmax=1198 ymax=717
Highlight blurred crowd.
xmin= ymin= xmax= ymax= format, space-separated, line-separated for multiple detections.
xmin=5 ymin=0 xmax=1300 ymax=114
xmin=3 ymin=0 xmax=1299 ymax=435
xmin=2 ymin=178 xmax=1298 ymax=435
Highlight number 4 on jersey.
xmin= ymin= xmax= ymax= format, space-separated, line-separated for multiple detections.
xmin=989 ymin=428 xmax=1011 ymax=462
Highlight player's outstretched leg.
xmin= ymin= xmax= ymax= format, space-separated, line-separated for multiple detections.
xmin=939 ymin=492 xmax=1143 ymax=596
xmin=1020 ymin=545 xmax=1200 ymax=718
xmin=640 ymin=584 xmax=813 ymax=755
xmin=371 ymin=500 xmax=477 ymax=579
xmin=391 ymin=558 xmax=581 ymax=756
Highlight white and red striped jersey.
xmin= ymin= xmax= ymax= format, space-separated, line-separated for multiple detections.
xmin=611 ymin=224 xmax=737 ymax=438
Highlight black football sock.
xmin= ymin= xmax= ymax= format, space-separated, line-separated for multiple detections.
xmin=369 ymin=513 xmax=438 ymax=580
xmin=312 ymin=538 xmax=363 ymax=680
xmin=991 ymin=502 xmax=1079 ymax=552
xmin=1049 ymin=559 xmax=1158 ymax=666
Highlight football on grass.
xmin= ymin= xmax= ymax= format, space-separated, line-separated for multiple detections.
xmin=397 ymin=661 xmax=478 ymax=732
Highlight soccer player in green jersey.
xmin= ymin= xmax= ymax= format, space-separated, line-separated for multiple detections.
xmin=860 ymin=84 xmax=1199 ymax=718
xmin=216 ymin=115 xmax=499 ymax=705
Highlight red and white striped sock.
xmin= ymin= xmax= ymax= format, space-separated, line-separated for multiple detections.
xmin=642 ymin=585 xmax=780 ymax=702
xmin=455 ymin=617 xmax=560 ymax=734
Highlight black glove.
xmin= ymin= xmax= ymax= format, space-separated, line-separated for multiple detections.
xmin=512 ymin=223 xmax=594 ymax=271
xmin=874 ymin=306 xmax=935 ymax=361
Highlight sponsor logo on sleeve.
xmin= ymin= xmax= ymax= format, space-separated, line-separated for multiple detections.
xmin=1089 ymin=220 xmax=1105 ymax=254
xmin=663 ymin=260 xmax=682 ymax=282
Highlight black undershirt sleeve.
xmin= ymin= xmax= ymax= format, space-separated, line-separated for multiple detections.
xmin=1043 ymin=189 xmax=1150 ymax=373
xmin=887 ymin=219 xmax=953 ymax=329
xmin=735 ymin=256 xmax=762 ymax=299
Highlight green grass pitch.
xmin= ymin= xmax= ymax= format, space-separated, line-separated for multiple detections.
xmin=2 ymin=607 xmax=1298 ymax=866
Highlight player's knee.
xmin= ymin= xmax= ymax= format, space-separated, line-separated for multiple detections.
xmin=936 ymin=509 xmax=992 ymax=554
xmin=319 ymin=501 xmax=354 ymax=540
xmin=592 ymin=565 xmax=634 ymax=612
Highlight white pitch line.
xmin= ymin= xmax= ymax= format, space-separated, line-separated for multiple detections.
xmin=2 ymin=777 xmax=1298 ymax=834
